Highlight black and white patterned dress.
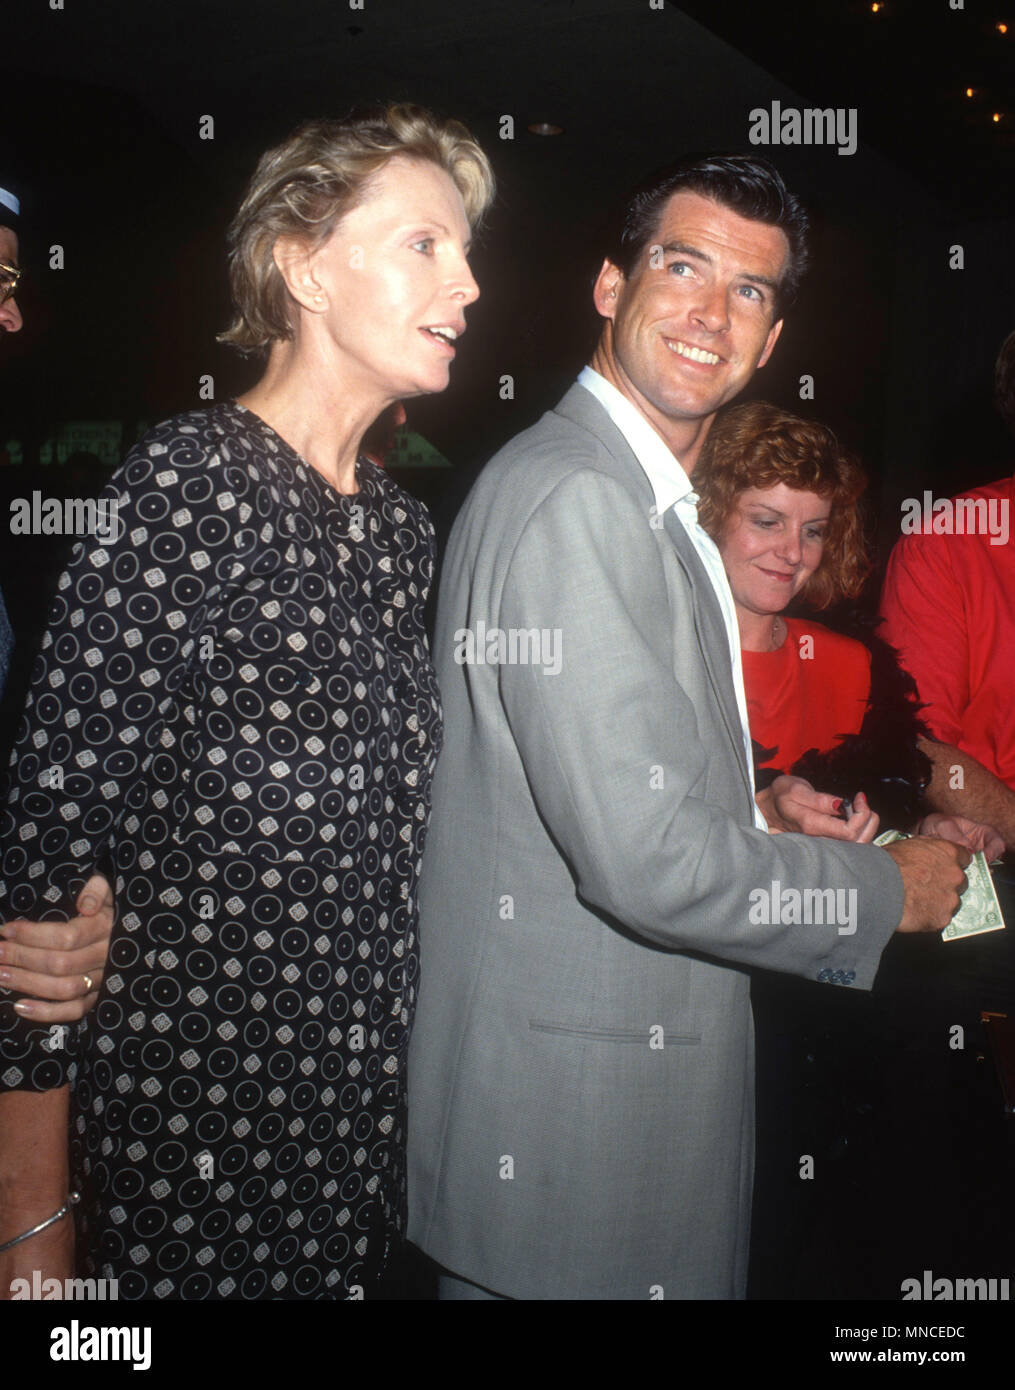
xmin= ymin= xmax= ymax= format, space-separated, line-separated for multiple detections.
xmin=0 ymin=402 xmax=442 ymax=1299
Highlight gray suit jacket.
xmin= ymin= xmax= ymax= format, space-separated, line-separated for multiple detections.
xmin=407 ymin=384 xmax=904 ymax=1299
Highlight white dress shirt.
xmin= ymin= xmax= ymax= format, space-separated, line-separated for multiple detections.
xmin=577 ymin=366 xmax=767 ymax=831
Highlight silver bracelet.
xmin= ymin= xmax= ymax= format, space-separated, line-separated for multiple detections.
xmin=0 ymin=1190 xmax=79 ymax=1254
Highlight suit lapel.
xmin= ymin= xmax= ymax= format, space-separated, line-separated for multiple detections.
xmin=661 ymin=510 xmax=754 ymax=803
xmin=553 ymin=384 xmax=753 ymax=805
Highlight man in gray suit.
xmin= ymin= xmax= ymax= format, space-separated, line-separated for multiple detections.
xmin=407 ymin=154 xmax=968 ymax=1300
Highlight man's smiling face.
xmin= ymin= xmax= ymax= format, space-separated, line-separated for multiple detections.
xmin=592 ymin=190 xmax=789 ymax=460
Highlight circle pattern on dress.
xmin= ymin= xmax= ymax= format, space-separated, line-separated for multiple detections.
xmin=0 ymin=402 xmax=441 ymax=1298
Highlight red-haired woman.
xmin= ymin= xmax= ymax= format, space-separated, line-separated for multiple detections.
xmin=696 ymin=401 xmax=1002 ymax=1296
xmin=697 ymin=401 xmax=1002 ymax=852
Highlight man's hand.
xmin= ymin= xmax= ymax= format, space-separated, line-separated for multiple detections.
xmin=920 ymin=738 xmax=1015 ymax=852
xmin=915 ymin=812 xmax=1006 ymax=863
xmin=757 ymin=777 xmax=880 ymax=842
xmin=886 ymin=836 xmax=970 ymax=933
xmin=0 ymin=873 xmax=114 ymax=1022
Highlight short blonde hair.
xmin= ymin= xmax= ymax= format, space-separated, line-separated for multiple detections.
xmin=219 ymin=104 xmax=495 ymax=354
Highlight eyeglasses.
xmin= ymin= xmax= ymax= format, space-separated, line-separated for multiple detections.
xmin=0 ymin=261 xmax=22 ymax=305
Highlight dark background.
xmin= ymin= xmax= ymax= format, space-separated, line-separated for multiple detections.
xmin=5 ymin=0 xmax=1015 ymax=507
xmin=4 ymin=2 xmax=1014 ymax=540
xmin=3 ymin=0 xmax=1015 ymax=1306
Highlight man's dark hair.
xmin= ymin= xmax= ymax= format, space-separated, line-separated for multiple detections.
xmin=994 ymin=328 xmax=1015 ymax=437
xmin=606 ymin=153 xmax=810 ymax=314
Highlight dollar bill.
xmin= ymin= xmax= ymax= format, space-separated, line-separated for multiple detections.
xmin=942 ymin=849 xmax=1006 ymax=941
xmin=874 ymin=830 xmax=906 ymax=848
xmin=874 ymin=830 xmax=1006 ymax=940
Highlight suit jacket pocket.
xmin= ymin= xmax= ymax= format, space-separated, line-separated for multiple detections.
xmin=528 ymin=1019 xmax=700 ymax=1044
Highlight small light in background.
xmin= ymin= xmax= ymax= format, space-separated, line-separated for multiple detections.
xmin=966 ymin=86 xmax=976 ymax=98
xmin=997 ymin=21 xmax=1009 ymax=34
xmin=993 ymin=111 xmax=1004 ymax=122
xmin=527 ymin=121 xmax=565 ymax=136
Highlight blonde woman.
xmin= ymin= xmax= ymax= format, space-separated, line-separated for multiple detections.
xmin=0 ymin=105 xmax=492 ymax=1300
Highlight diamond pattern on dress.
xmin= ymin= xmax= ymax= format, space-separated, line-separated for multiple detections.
xmin=0 ymin=402 xmax=440 ymax=1299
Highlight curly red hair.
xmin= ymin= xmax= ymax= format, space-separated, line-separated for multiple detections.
xmin=695 ymin=401 xmax=870 ymax=609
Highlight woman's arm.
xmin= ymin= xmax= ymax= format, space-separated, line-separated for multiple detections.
xmin=0 ymin=1087 xmax=74 ymax=1296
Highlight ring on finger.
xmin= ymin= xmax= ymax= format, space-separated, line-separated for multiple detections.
xmin=82 ymin=974 xmax=94 ymax=994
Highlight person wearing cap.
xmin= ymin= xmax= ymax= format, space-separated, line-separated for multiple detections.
xmin=0 ymin=184 xmax=21 ymax=685
xmin=0 ymin=185 xmax=24 ymax=338
xmin=0 ymin=181 xmax=121 ymax=1282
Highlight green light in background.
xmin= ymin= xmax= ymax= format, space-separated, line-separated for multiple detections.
xmin=385 ymin=428 xmax=450 ymax=470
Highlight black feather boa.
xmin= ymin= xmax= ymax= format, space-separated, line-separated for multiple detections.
xmin=752 ymin=607 xmax=933 ymax=831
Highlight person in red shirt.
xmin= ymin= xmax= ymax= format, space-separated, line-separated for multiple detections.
xmin=880 ymin=329 xmax=1015 ymax=850
xmin=696 ymin=399 xmax=1002 ymax=854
